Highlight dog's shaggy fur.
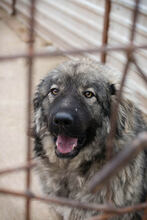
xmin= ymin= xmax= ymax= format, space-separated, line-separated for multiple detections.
xmin=33 ymin=58 xmax=147 ymax=220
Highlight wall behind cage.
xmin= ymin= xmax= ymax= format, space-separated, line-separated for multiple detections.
xmin=0 ymin=0 xmax=146 ymax=112
xmin=0 ymin=0 xmax=147 ymax=83
xmin=0 ymin=0 xmax=147 ymax=71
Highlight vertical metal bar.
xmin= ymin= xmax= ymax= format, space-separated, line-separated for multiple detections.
xmin=11 ymin=0 xmax=16 ymax=16
xmin=106 ymin=0 xmax=140 ymax=161
xmin=130 ymin=0 xmax=140 ymax=43
xmin=105 ymin=0 xmax=140 ymax=203
xmin=26 ymin=0 xmax=36 ymax=219
xmin=101 ymin=0 xmax=111 ymax=63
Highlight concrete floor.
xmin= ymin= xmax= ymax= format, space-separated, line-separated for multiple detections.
xmin=0 ymin=9 xmax=67 ymax=220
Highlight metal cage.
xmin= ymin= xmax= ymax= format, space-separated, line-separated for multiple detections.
xmin=0 ymin=0 xmax=147 ymax=219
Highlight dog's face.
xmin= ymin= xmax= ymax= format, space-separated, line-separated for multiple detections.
xmin=34 ymin=59 xmax=116 ymax=159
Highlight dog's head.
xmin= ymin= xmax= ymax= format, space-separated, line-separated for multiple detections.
xmin=33 ymin=59 xmax=118 ymax=159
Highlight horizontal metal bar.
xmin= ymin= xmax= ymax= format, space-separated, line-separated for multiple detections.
xmin=0 ymin=44 xmax=147 ymax=62
xmin=0 ymin=188 xmax=147 ymax=215
xmin=0 ymin=161 xmax=36 ymax=176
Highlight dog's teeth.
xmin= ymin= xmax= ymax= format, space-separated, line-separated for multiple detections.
xmin=72 ymin=144 xmax=76 ymax=149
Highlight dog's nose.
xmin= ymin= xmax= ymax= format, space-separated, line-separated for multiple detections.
xmin=54 ymin=112 xmax=73 ymax=126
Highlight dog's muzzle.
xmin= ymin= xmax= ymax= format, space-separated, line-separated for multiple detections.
xmin=49 ymin=110 xmax=87 ymax=158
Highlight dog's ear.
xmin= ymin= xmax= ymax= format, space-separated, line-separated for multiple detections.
xmin=109 ymin=84 xmax=116 ymax=95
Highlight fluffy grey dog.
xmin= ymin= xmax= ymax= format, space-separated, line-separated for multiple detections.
xmin=33 ymin=58 xmax=147 ymax=220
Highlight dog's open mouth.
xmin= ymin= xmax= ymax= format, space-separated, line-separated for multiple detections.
xmin=56 ymin=135 xmax=78 ymax=153
xmin=55 ymin=135 xmax=86 ymax=158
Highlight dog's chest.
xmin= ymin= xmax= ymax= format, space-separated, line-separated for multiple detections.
xmin=47 ymin=168 xmax=86 ymax=198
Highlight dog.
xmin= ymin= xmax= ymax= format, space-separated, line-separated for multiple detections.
xmin=33 ymin=58 xmax=147 ymax=220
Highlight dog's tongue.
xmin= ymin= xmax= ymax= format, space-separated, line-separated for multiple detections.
xmin=56 ymin=135 xmax=78 ymax=154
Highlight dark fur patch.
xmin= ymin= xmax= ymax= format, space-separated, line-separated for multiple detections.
xmin=110 ymin=84 xmax=116 ymax=95
xmin=34 ymin=136 xmax=46 ymax=158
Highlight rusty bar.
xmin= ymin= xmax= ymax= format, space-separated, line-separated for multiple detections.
xmin=106 ymin=0 xmax=140 ymax=161
xmin=101 ymin=0 xmax=111 ymax=63
xmin=130 ymin=0 xmax=140 ymax=43
xmin=132 ymin=56 xmax=147 ymax=84
xmin=125 ymin=2 xmax=146 ymax=218
xmin=0 ymin=162 xmax=36 ymax=176
xmin=11 ymin=0 xmax=16 ymax=16
xmin=88 ymin=132 xmax=147 ymax=193
xmin=0 ymin=188 xmax=118 ymax=213
xmin=0 ymin=44 xmax=147 ymax=62
xmin=100 ymin=0 xmax=140 ymax=203
xmin=1 ymin=188 xmax=147 ymax=216
xmin=25 ymin=0 xmax=36 ymax=219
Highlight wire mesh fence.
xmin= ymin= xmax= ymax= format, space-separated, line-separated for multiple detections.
xmin=0 ymin=0 xmax=147 ymax=220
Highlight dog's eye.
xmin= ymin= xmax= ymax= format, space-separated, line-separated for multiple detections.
xmin=83 ymin=91 xmax=95 ymax=98
xmin=50 ymin=88 xmax=59 ymax=96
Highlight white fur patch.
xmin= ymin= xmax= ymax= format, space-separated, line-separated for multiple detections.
xmin=35 ymin=108 xmax=42 ymax=134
